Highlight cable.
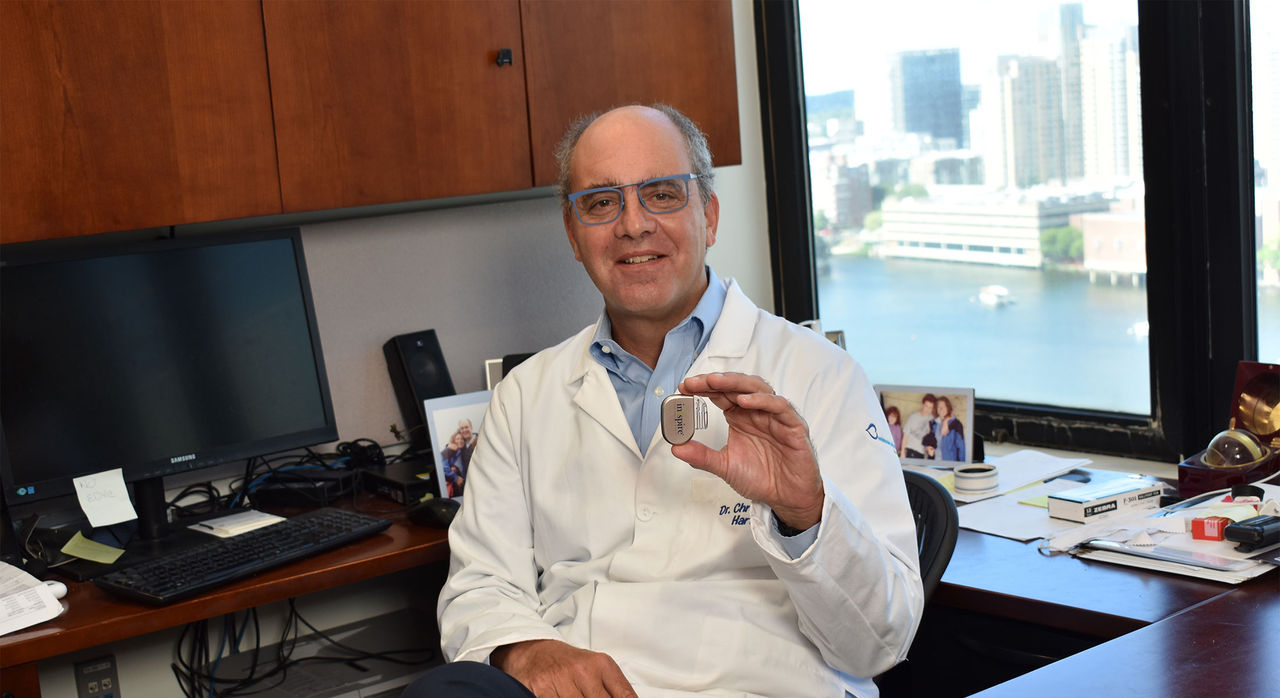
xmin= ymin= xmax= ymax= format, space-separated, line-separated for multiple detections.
xmin=171 ymin=600 xmax=435 ymax=697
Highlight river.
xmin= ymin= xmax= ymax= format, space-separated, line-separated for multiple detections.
xmin=816 ymin=253 xmax=1278 ymax=415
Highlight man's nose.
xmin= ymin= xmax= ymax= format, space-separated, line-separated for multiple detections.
xmin=616 ymin=188 xmax=655 ymax=238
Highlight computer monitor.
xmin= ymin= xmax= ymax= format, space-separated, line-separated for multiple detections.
xmin=0 ymin=227 xmax=338 ymax=546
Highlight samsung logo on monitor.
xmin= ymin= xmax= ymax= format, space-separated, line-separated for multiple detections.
xmin=170 ymin=453 xmax=196 ymax=464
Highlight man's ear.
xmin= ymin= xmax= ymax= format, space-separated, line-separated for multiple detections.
xmin=564 ymin=209 xmax=584 ymax=262
xmin=703 ymin=192 xmax=720 ymax=248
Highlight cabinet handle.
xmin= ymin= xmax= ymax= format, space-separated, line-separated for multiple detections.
xmin=496 ymin=48 xmax=514 ymax=67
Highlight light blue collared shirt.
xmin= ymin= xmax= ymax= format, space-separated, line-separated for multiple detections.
xmin=590 ymin=267 xmax=727 ymax=452
xmin=588 ymin=268 xmax=818 ymax=556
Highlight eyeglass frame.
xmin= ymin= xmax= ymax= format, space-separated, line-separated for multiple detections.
xmin=566 ymin=173 xmax=706 ymax=226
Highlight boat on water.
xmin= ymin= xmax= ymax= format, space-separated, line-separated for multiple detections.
xmin=977 ymin=284 xmax=1012 ymax=307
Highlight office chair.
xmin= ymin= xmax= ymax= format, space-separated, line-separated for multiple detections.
xmin=875 ymin=470 xmax=960 ymax=696
xmin=902 ymin=469 xmax=959 ymax=601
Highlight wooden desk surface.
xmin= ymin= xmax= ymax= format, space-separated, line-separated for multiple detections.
xmin=0 ymin=512 xmax=448 ymax=696
xmin=935 ymin=530 xmax=1239 ymax=638
xmin=974 ymin=575 xmax=1280 ymax=696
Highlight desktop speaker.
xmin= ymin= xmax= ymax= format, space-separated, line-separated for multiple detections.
xmin=383 ymin=330 xmax=455 ymax=452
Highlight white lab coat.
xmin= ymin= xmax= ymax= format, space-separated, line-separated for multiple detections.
xmin=438 ymin=278 xmax=923 ymax=697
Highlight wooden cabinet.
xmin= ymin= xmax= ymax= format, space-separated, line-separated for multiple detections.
xmin=1 ymin=0 xmax=740 ymax=243
xmin=0 ymin=1 xmax=280 ymax=244
xmin=262 ymin=0 xmax=532 ymax=213
xmin=521 ymin=0 xmax=741 ymax=186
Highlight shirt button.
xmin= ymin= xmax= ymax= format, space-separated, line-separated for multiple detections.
xmin=653 ymin=387 xmax=665 ymax=397
xmin=601 ymin=346 xmax=612 ymax=354
xmin=637 ymin=506 xmax=654 ymax=521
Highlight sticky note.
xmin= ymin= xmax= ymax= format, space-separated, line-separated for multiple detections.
xmin=1018 ymin=494 xmax=1050 ymax=508
xmin=72 ymin=468 xmax=137 ymax=528
xmin=60 ymin=531 xmax=125 ymax=565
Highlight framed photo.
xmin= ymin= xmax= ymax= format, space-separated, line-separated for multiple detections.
xmin=874 ymin=385 xmax=975 ymax=467
xmin=484 ymin=358 xmax=504 ymax=390
xmin=824 ymin=330 xmax=846 ymax=349
xmin=423 ymin=390 xmax=492 ymax=499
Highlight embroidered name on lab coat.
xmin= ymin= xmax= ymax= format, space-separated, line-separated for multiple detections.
xmin=719 ymin=501 xmax=752 ymax=526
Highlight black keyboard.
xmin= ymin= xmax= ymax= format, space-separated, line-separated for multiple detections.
xmin=94 ymin=508 xmax=391 ymax=605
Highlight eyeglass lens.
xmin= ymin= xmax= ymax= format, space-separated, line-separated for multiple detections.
xmin=575 ymin=176 xmax=690 ymax=223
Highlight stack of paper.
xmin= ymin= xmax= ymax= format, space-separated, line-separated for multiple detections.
xmin=190 ymin=510 xmax=285 ymax=538
xmin=0 ymin=562 xmax=65 ymax=636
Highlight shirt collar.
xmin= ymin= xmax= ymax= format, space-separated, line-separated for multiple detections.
xmin=588 ymin=266 xmax=726 ymax=374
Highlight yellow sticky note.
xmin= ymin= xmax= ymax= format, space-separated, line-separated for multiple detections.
xmin=1018 ymin=494 xmax=1050 ymax=508
xmin=60 ymin=531 xmax=125 ymax=565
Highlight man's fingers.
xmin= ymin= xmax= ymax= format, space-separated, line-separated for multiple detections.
xmin=680 ymin=371 xmax=773 ymax=396
xmin=670 ymin=439 xmax=720 ymax=475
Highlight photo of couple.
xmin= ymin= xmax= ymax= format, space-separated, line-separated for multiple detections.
xmin=423 ymin=390 xmax=491 ymax=499
xmin=439 ymin=418 xmax=478 ymax=498
xmin=877 ymin=386 xmax=974 ymax=465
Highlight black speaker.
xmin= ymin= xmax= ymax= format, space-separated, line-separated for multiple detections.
xmin=384 ymin=330 xmax=455 ymax=452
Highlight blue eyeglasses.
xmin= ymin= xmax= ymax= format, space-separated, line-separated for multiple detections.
xmin=567 ymin=173 xmax=704 ymax=225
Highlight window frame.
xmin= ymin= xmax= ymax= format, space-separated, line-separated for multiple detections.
xmin=753 ymin=0 xmax=1259 ymax=461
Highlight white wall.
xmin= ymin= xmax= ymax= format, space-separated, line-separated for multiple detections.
xmin=37 ymin=0 xmax=768 ymax=692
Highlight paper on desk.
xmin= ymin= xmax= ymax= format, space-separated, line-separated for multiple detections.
xmin=906 ymin=449 xmax=1088 ymax=503
xmin=73 ymin=468 xmax=137 ymax=528
xmin=1043 ymin=483 xmax=1280 ymax=583
xmin=1075 ymin=548 xmax=1273 ymax=584
xmin=0 ymin=562 xmax=65 ymax=637
xmin=958 ymin=478 xmax=1084 ymax=541
xmin=190 ymin=509 xmax=284 ymax=538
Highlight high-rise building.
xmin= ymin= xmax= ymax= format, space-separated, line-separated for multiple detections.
xmin=995 ymin=56 xmax=1066 ymax=188
xmin=1078 ymin=26 xmax=1142 ymax=182
xmin=891 ymin=49 xmax=964 ymax=149
xmin=1060 ymin=3 xmax=1086 ymax=181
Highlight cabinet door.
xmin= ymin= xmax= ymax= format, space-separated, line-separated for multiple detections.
xmin=521 ymin=0 xmax=741 ymax=187
xmin=0 ymin=1 xmax=280 ymax=244
xmin=263 ymin=0 xmax=532 ymax=213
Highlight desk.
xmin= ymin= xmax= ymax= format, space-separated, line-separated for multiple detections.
xmin=973 ymin=580 xmax=1280 ymax=696
xmin=2 ymin=503 xmax=1275 ymax=697
xmin=0 ymin=513 xmax=449 ymax=698
xmin=910 ymin=529 xmax=1279 ymax=696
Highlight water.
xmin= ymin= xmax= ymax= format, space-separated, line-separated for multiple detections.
xmin=817 ymin=255 xmax=1154 ymax=415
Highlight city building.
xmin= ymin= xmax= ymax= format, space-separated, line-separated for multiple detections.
xmin=878 ymin=191 xmax=1111 ymax=267
xmin=891 ymin=48 xmax=965 ymax=149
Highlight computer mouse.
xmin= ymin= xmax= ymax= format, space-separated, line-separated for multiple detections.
xmin=408 ymin=497 xmax=460 ymax=528
xmin=43 ymin=579 xmax=68 ymax=599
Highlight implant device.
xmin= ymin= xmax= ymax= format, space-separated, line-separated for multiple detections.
xmin=661 ymin=394 xmax=709 ymax=445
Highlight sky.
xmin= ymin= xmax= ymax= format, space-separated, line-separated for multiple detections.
xmin=798 ymin=0 xmax=1139 ymax=94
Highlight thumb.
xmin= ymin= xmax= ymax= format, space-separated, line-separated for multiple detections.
xmin=670 ymin=440 xmax=724 ymax=478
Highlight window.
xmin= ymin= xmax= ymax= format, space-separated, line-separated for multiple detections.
xmin=798 ymin=1 xmax=1148 ymax=415
xmin=754 ymin=0 xmax=1262 ymax=459
xmin=1254 ymin=1 xmax=1280 ymax=364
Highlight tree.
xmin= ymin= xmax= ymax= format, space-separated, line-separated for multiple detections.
xmin=813 ymin=209 xmax=831 ymax=232
xmin=1040 ymin=225 xmax=1083 ymax=264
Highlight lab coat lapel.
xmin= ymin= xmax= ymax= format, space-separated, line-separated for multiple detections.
xmin=691 ymin=279 xmax=755 ymax=371
xmin=569 ymin=331 xmax=644 ymax=460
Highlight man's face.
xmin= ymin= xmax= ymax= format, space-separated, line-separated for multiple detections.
xmin=459 ymin=422 xmax=473 ymax=440
xmin=563 ymin=107 xmax=719 ymax=330
xmin=921 ymin=399 xmax=935 ymax=415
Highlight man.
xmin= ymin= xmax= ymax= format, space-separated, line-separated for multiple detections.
xmin=407 ymin=105 xmax=922 ymax=697
xmin=457 ymin=418 xmax=478 ymax=473
xmin=901 ymin=394 xmax=937 ymax=460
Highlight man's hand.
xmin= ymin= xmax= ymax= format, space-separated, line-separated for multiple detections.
xmin=673 ymin=372 xmax=825 ymax=531
xmin=491 ymin=639 xmax=637 ymax=698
